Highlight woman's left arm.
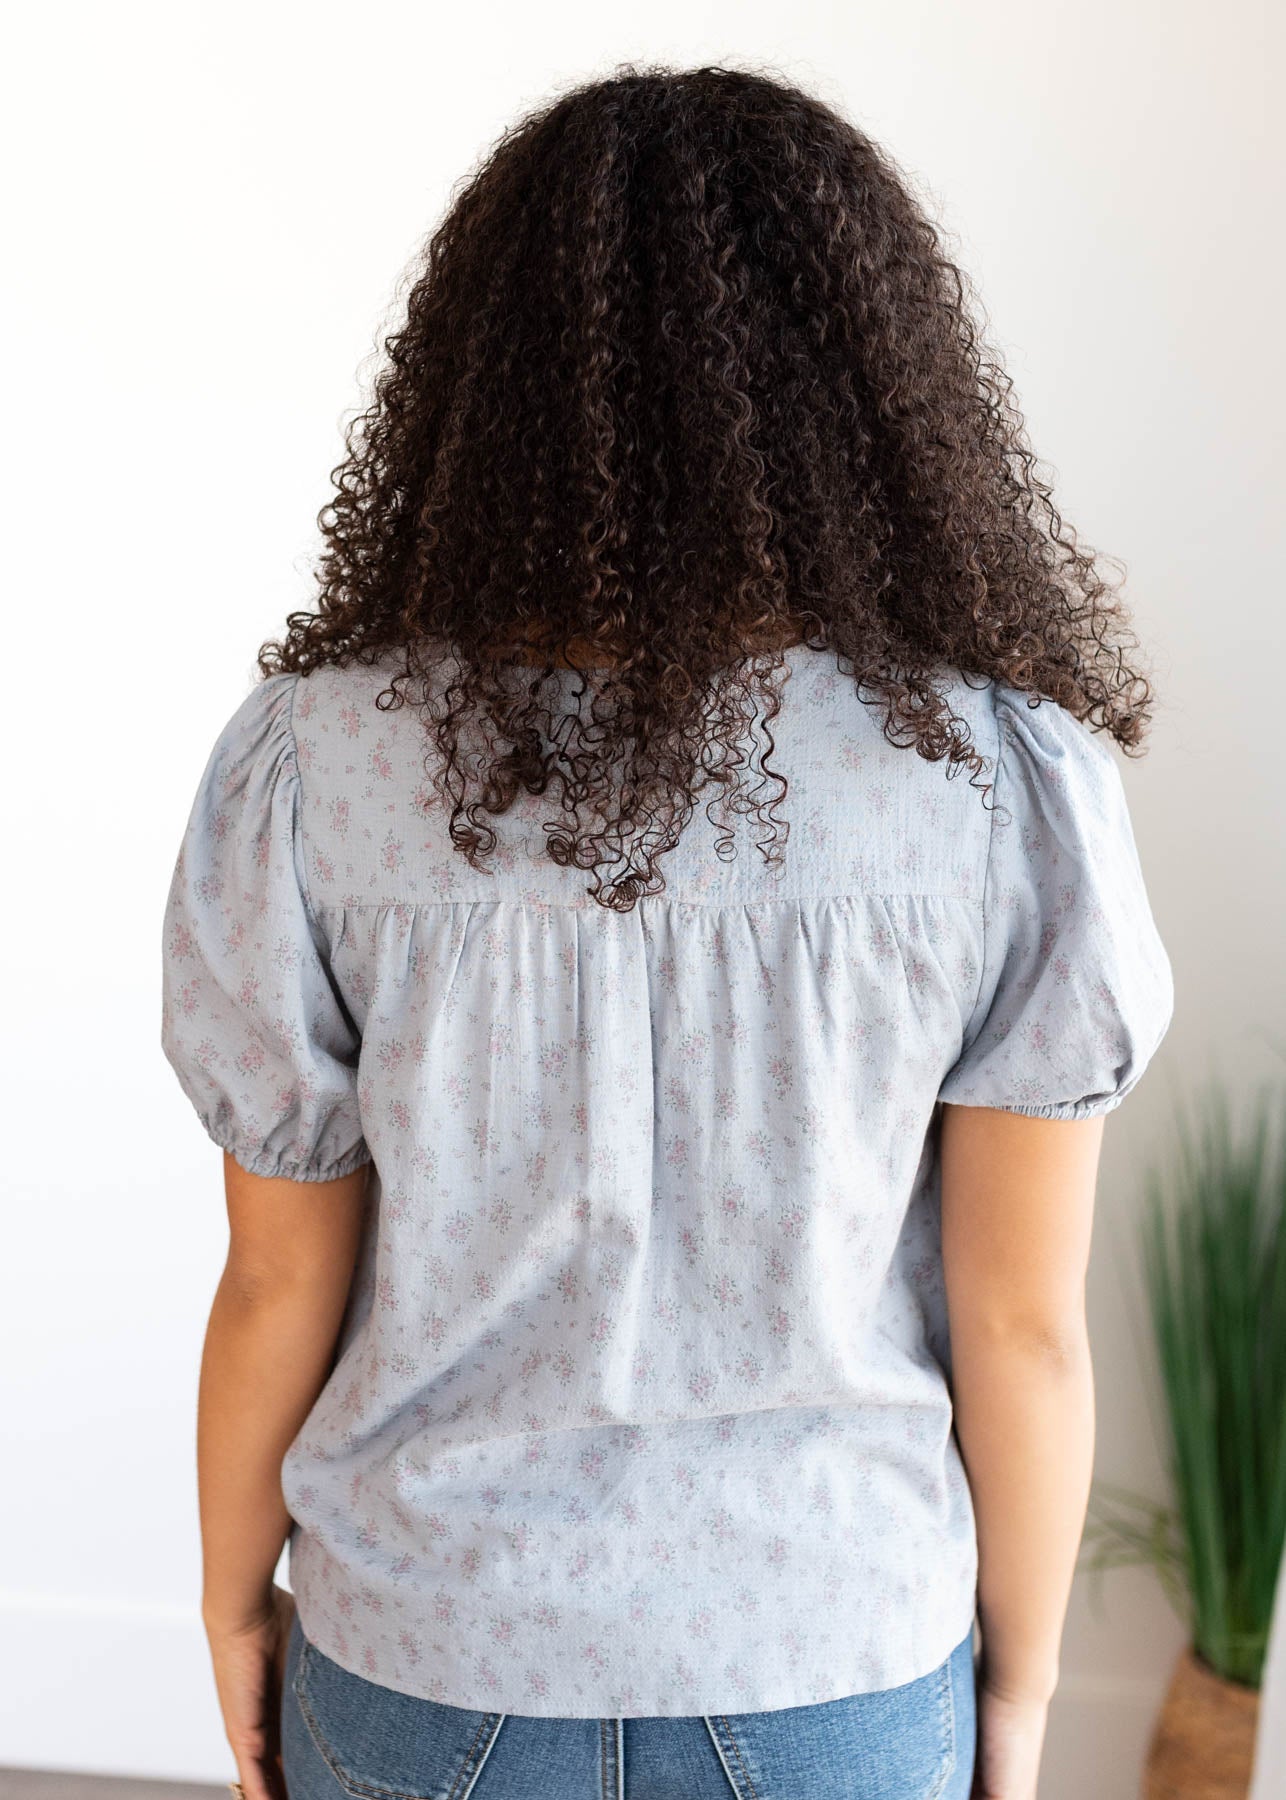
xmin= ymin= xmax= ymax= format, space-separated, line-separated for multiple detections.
xmin=199 ymin=1148 xmax=371 ymax=1800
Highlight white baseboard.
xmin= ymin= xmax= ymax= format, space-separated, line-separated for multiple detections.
xmin=0 ymin=1594 xmax=230 ymax=1783
xmin=1036 ymin=1671 xmax=1162 ymax=1800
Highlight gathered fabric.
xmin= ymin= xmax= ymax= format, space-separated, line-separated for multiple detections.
xmin=160 ymin=642 xmax=1173 ymax=1717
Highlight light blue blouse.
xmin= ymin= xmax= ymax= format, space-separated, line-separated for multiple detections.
xmin=159 ymin=643 xmax=1174 ymax=1717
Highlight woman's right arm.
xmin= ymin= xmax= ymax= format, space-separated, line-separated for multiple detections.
xmin=939 ymin=1101 xmax=1106 ymax=1800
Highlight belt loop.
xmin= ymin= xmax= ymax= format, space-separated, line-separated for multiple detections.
xmin=616 ymin=1716 xmax=624 ymax=1800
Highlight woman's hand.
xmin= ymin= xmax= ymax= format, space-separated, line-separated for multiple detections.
xmin=971 ymin=1683 xmax=1049 ymax=1799
xmin=203 ymin=1581 xmax=296 ymax=1800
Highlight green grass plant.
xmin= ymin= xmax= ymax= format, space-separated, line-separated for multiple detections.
xmin=1081 ymin=1078 xmax=1286 ymax=1689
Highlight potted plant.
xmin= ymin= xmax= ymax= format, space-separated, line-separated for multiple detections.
xmin=1081 ymin=1076 xmax=1286 ymax=1798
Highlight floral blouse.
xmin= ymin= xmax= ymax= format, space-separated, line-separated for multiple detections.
xmin=159 ymin=642 xmax=1174 ymax=1717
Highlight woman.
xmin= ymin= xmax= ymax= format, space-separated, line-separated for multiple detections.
xmin=160 ymin=62 xmax=1174 ymax=1800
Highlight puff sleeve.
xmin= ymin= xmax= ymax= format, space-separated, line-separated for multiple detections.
xmin=937 ymin=685 xmax=1175 ymax=1119
xmin=160 ymin=672 xmax=371 ymax=1181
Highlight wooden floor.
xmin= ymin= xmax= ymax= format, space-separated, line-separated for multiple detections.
xmin=0 ymin=1776 xmax=222 ymax=1799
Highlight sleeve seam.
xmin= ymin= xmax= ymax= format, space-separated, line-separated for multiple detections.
xmin=959 ymin=684 xmax=1004 ymax=1050
xmin=284 ymin=672 xmax=326 ymax=939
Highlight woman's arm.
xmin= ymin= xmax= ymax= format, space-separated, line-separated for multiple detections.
xmin=939 ymin=1103 xmax=1105 ymax=1799
xmin=199 ymin=1149 xmax=370 ymax=1798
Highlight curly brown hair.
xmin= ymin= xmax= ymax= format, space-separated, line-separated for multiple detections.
xmin=258 ymin=59 xmax=1154 ymax=912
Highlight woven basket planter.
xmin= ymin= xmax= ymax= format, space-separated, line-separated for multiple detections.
xmin=1143 ymin=1644 xmax=1260 ymax=1798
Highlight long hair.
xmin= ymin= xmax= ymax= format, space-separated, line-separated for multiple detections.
xmin=259 ymin=60 xmax=1154 ymax=912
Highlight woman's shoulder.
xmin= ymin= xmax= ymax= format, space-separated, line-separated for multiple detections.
xmin=983 ymin=679 xmax=1128 ymax=838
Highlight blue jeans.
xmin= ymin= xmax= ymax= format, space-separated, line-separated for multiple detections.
xmin=281 ymin=1607 xmax=977 ymax=1798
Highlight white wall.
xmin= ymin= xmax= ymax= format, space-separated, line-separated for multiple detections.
xmin=3 ymin=2 xmax=1281 ymax=1790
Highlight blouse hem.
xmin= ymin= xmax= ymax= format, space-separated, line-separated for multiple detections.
xmin=288 ymin=1566 xmax=980 ymax=1719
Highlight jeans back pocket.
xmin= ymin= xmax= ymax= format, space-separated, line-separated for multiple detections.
xmin=292 ymin=1628 xmax=506 ymax=1800
xmin=706 ymin=1641 xmax=962 ymax=1800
